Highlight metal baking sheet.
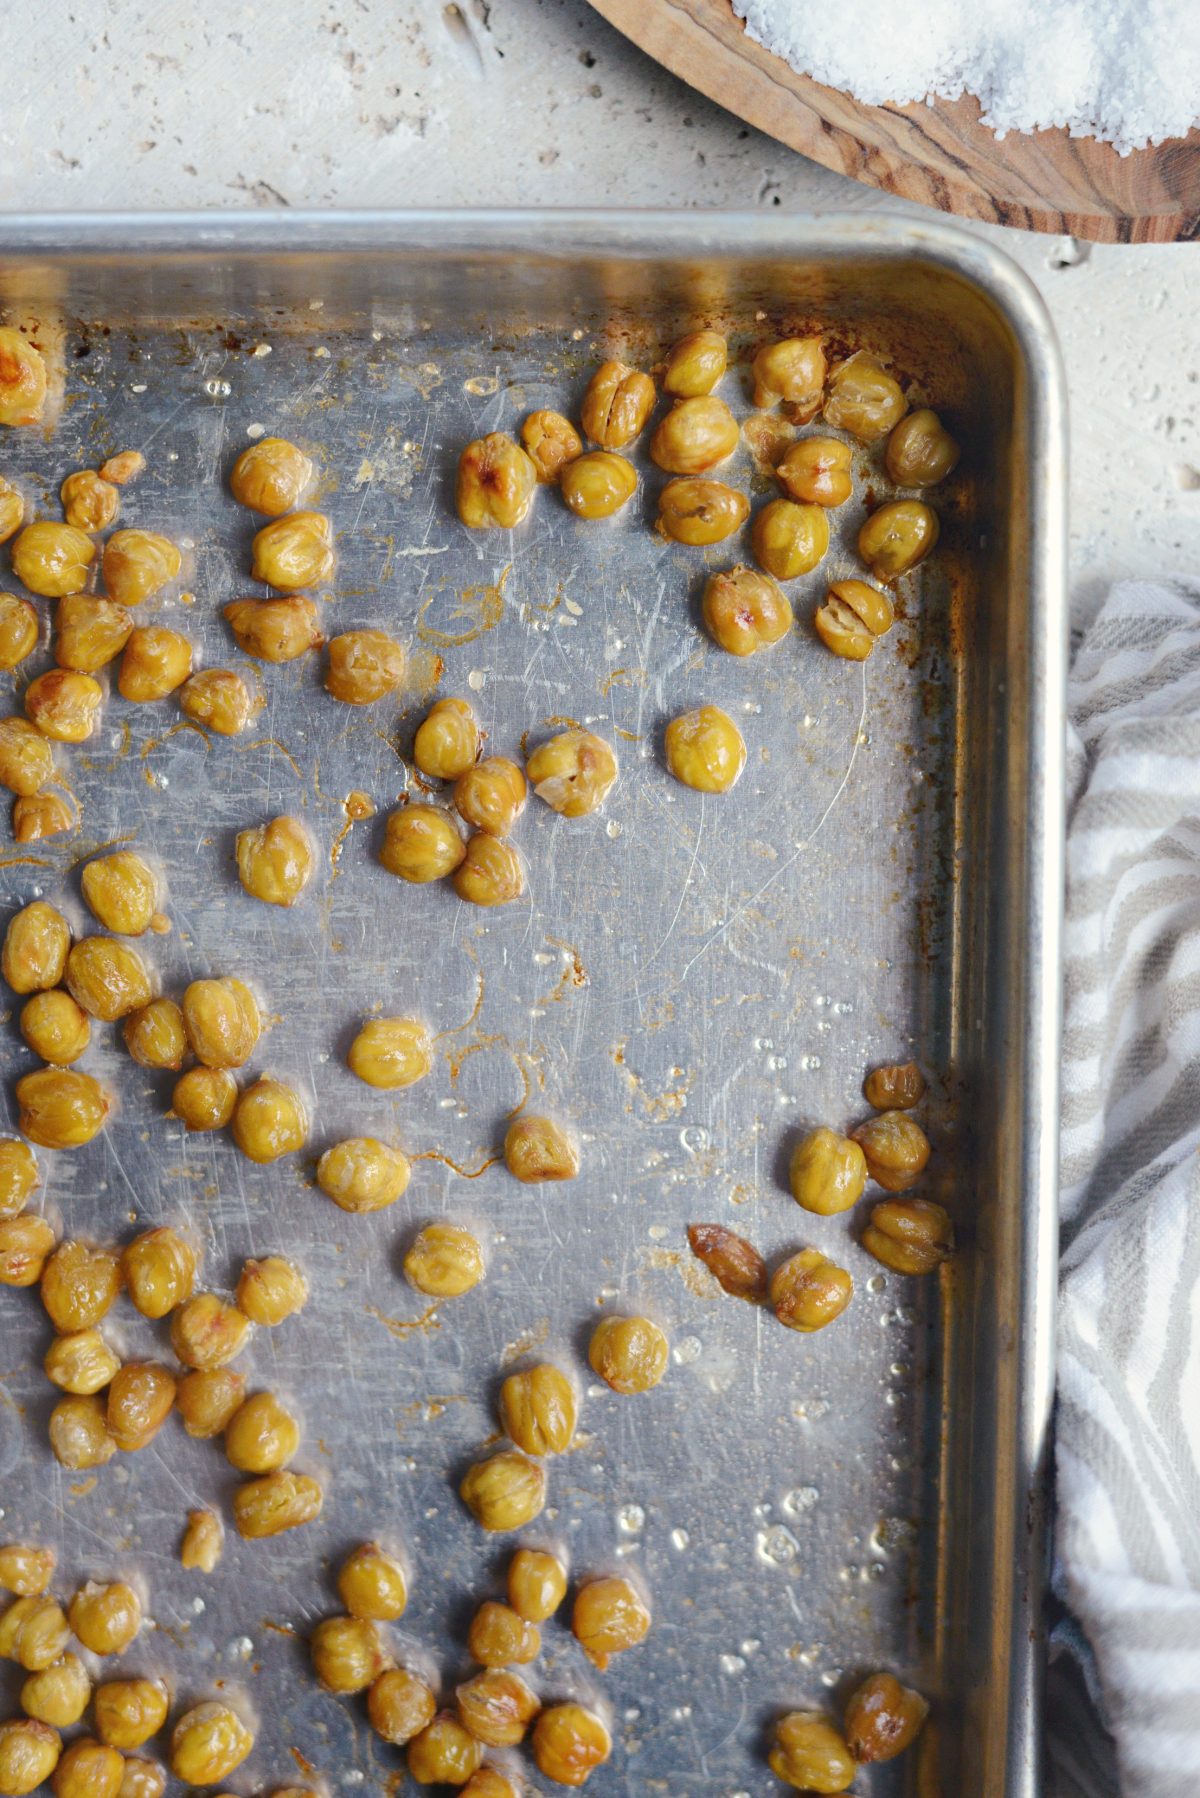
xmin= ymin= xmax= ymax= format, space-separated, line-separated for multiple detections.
xmin=0 ymin=214 xmax=1066 ymax=1798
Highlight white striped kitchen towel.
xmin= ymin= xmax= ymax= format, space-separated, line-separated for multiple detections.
xmin=1049 ymin=577 xmax=1200 ymax=1798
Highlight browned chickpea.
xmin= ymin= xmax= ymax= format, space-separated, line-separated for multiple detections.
xmin=507 ymin=1548 xmax=567 ymax=1623
xmin=581 ymin=360 xmax=655 ymax=450
xmin=467 ymin=1601 xmax=540 ymax=1667
xmin=457 ymin=435 xmax=537 ymax=530
xmin=824 ymin=353 xmax=906 ymax=443
xmin=776 ymin=436 xmax=853 ymax=507
xmin=560 ymin=451 xmax=637 ymax=519
xmin=123 ymin=998 xmax=188 ymax=1071
xmin=454 ymin=834 xmax=524 ymax=907
xmin=0 ymin=717 xmax=55 ymax=795
xmin=116 ymin=1760 xmax=164 ymax=1798
xmin=24 ymin=671 xmax=101 ymax=745
xmin=531 ymin=1704 xmax=611 ymax=1788
xmin=93 ymin=1679 xmax=169 ymax=1752
xmin=348 ymin=1015 xmax=431 ymax=1089
xmin=0 ymin=329 xmax=46 ymax=427
xmin=48 ymin=1395 xmax=115 ymax=1470
xmin=20 ymin=990 xmax=90 ymax=1065
xmin=414 ymin=697 xmax=479 ymax=780
xmin=503 ymin=1115 xmax=579 ymax=1184
xmin=106 ymin=1362 xmax=176 ymax=1451
xmin=232 ymin=1076 xmax=307 ymax=1163
xmin=224 ymin=1390 xmax=300 ymax=1474
xmin=61 ymin=473 xmax=119 ymax=534
xmin=0 ymin=1718 xmax=61 ymax=1796
xmin=11 ymin=524 xmax=95 ymax=599
xmin=0 ymin=1213 xmax=57 ymax=1286
xmin=455 ymin=758 xmax=526 ymax=837
xmin=686 ymin=1222 xmax=768 ymax=1300
xmin=572 ymin=1576 xmax=650 ymax=1670
xmin=310 ymin=1613 xmax=389 ymax=1693
xmin=789 ymin=1127 xmax=867 ymax=1216
xmin=252 ymin=510 xmax=333 ymax=589
xmin=751 ymin=497 xmax=829 ymax=580
xmin=230 ymin=437 xmax=314 ymax=515
xmin=338 ymin=1543 xmax=408 ymax=1622
xmin=83 ymin=853 xmax=160 ymax=938
xmin=662 ymin=328 xmax=727 ymax=398
xmin=863 ymin=1197 xmax=953 ymax=1274
xmin=664 ymin=703 xmax=746 ymax=794
xmin=53 ymin=1736 xmax=127 ymax=1798
xmin=175 ymin=1369 xmax=247 ymax=1440
xmin=0 ymin=1595 xmax=70 ymax=1670
xmin=851 ymin=1112 xmax=930 ymax=1190
xmin=171 ymin=1067 xmax=237 ymax=1133
xmin=170 ymin=1293 xmax=251 ymax=1371
xmin=367 ymin=1668 xmax=436 ymax=1746
xmin=885 ymin=407 xmax=959 ymax=486
xmin=224 ymin=596 xmax=324 ymax=662
xmin=68 ymin=1581 xmax=141 ymax=1656
xmin=325 ymin=628 xmax=404 ymax=704
xmin=769 ymin=1712 xmax=855 ymax=1792
xmin=177 ymin=668 xmax=255 ymax=736
xmin=181 ymin=978 xmax=258 ymax=1069
xmin=844 ymin=1669 xmax=929 ymax=1762
xmin=41 ymin=1239 xmax=122 ymax=1333
xmin=55 ymin=597 xmax=133 ymax=673
xmin=65 ymin=937 xmax=152 ymax=1022
xmin=815 ymin=579 xmax=894 ymax=661
xmin=751 ymin=337 xmax=826 ymax=416
xmin=858 ymin=500 xmax=939 ymax=582
xmin=169 ymin=1701 xmax=254 ymax=1786
xmin=864 ymin=1061 xmax=926 ymax=1110
xmin=461 ymin=1767 xmax=519 ymax=1798
xmin=97 ymin=452 xmax=144 ymax=488
xmin=316 ymin=1137 xmax=411 ymax=1213
xmin=0 ymin=1545 xmax=55 ymax=1598
xmin=17 ymin=1069 xmax=109 ymax=1150
xmin=102 ymin=531 xmax=181 ymax=607
xmin=588 ymin=1315 xmax=668 ymax=1394
xmin=0 ymin=484 xmax=23 ymax=546
xmin=500 ymin=1364 xmax=576 ymax=1456
xmin=651 ymin=397 xmax=739 ymax=475
xmin=456 ymin=1669 xmax=539 ymax=1748
xmin=0 ymin=593 xmax=38 ymax=670
xmin=180 ymin=1508 xmax=223 ymax=1574
xmin=20 ymin=1653 xmax=91 ymax=1727
xmin=0 ymin=1138 xmax=39 ymax=1219
xmin=232 ymin=1469 xmax=323 ymax=1539
xmin=404 ymin=1223 xmax=485 ymax=1299
xmin=526 ymin=729 xmax=618 ymax=818
xmin=656 ymin=478 xmax=749 ymax=546
xmin=235 ymin=814 xmax=314 ymax=906
xmin=407 ymin=1714 xmax=481 ymax=1786
xmin=236 ymin=1255 xmax=307 ymax=1325
xmin=13 ymin=790 xmax=76 ymax=844
xmin=44 ymin=1329 xmax=120 ymax=1396
xmin=460 ymin=1450 xmax=546 ymax=1533
xmin=521 ymin=410 xmax=582 ymax=483
xmin=3 ymin=903 xmax=70 ymax=995
xmin=118 ymin=626 xmax=192 ymax=701
xmin=380 ymin=802 xmax=465 ymax=883
xmin=771 ymin=1247 xmax=853 ymax=1333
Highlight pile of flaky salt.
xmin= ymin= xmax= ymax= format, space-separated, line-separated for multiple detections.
xmin=732 ymin=0 xmax=1200 ymax=153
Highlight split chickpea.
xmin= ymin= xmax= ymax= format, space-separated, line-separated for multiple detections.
xmin=180 ymin=1509 xmax=223 ymax=1574
xmin=581 ymin=359 xmax=655 ymax=450
xmin=13 ymin=791 xmax=76 ymax=844
xmin=526 ymin=729 xmax=617 ymax=817
xmin=815 ymin=579 xmax=894 ymax=660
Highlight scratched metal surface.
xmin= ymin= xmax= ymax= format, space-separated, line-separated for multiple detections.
xmin=0 ymin=220 xmax=1058 ymax=1798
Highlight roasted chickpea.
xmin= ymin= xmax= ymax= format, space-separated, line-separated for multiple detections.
xmin=94 ymin=1680 xmax=169 ymax=1752
xmin=0 ymin=717 xmax=55 ymax=796
xmin=864 ymin=1061 xmax=926 ymax=1111
xmin=224 ymin=596 xmax=324 ymax=662
xmin=404 ymin=1223 xmax=485 ymax=1299
xmin=751 ymin=337 xmax=826 ymax=416
xmin=367 ymin=1668 xmax=436 ymax=1746
xmin=181 ymin=978 xmax=258 ymax=1069
xmin=581 ymin=359 xmax=656 ymax=449
xmin=98 ymin=453 xmax=145 ymax=488
xmin=44 ymin=1329 xmax=120 ymax=1396
xmin=251 ymin=510 xmax=333 ymax=589
xmin=789 ymin=1127 xmax=867 ymax=1216
xmin=171 ymin=1068 xmax=237 ymax=1133
xmin=572 ymin=1576 xmax=650 ymax=1670
xmin=408 ymin=1713 xmax=483 ymax=1787
xmin=453 ymin=834 xmax=524 ymax=907
xmin=379 ymin=803 xmax=465 ymax=883
xmin=662 ymin=328 xmax=727 ymax=398
xmin=123 ymin=999 xmax=187 ymax=1071
xmin=41 ymin=1239 xmax=122 ymax=1333
xmin=175 ymin=1370 xmax=247 ymax=1440
xmin=588 ymin=1315 xmax=668 ymax=1394
xmin=11 ymin=524 xmax=94 ymax=599
xmin=885 ymin=408 xmax=959 ymax=486
xmin=17 ymin=1069 xmax=109 ymax=1150
xmin=858 ymin=500 xmax=939 ymax=582
xmin=503 ymin=1115 xmax=579 ymax=1183
xmin=20 ymin=1653 xmax=91 ymax=1728
xmin=236 ymin=1256 xmax=306 ymax=1326
xmin=863 ymin=1197 xmax=953 ymax=1274
xmin=13 ymin=790 xmax=76 ymax=844
xmin=823 ymin=353 xmax=906 ymax=443
xmin=686 ymin=1222 xmax=768 ymax=1300
xmin=467 ymin=1602 xmax=540 ymax=1667
xmin=770 ymin=1712 xmax=855 ymax=1792
xmin=0 ymin=485 xmax=23 ymax=546
xmin=232 ymin=1469 xmax=323 ymax=1539
xmin=531 ymin=1704 xmax=611 ymax=1788
xmin=118 ymin=626 xmax=192 ymax=701
xmin=521 ymin=410 xmax=582 ymax=483
xmin=106 ymin=1362 xmax=176 ymax=1451
xmin=0 ymin=1595 xmax=70 ymax=1670
xmin=69 ymin=1581 xmax=141 ymax=1657
xmin=456 ymin=1669 xmax=539 ymax=1748
xmin=316 ymin=1137 xmax=410 ymax=1213
xmin=338 ymin=1544 xmax=408 ymax=1622
xmin=0 ymin=1546 xmax=55 ymax=1598
xmin=656 ymin=478 xmax=749 ymax=545
xmin=61 ymin=473 xmax=119 ymax=534
xmin=82 ymin=853 xmax=159 ymax=937
xmin=310 ymin=1614 xmax=389 ymax=1694
xmin=0 ymin=593 xmax=37 ymax=671
xmin=55 ymin=597 xmax=133 ymax=673
xmin=48 ymin=1395 xmax=115 ymax=1469
xmin=526 ymin=729 xmax=617 ymax=818
xmin=455 ymin=758 xmax=526 ymax=837
xmin=776 ymin=436 xmax=853 ymax=507
xmin=698 ymin=564 xmax=793 ymax=655
xmin=102 ymin=531 xmax=181 ymax=607
xmin=0 ymin=1213 xmax=57 ymax=1286
xmin=348 ymin=1016 xmax=431 ymax=1089
xmin=460 ymin=1451 xmax=546 ymax=1533
xmin=500 ymin=1364 xmax=576 ymax=1456
xmin=169 ymin=1702 xmax=254 ymax=1786
xmin=325 ymin=628 xmax=404 ymax=704
xmin=0 ymin=329 xmax=47 ymax=427
xmin=177 ymin=668 xmax=255 ymax=737
xmin=230 ymin=437 xmax=314 ymax=515
xmin=224 ymin=1391 xmax=300 ymax=1474
xmin=457 ymin=435 xmax=537 ymax=530
xmin=20 ymin=990 xmax=90 ymax=1065
xmin=414 ymin=698 xmax=479 ymax=780
xmin=560 ymin=451 xmax=637 ymax=519
xmin=235 ymin=814 xmax=314 ymax=906
xmin=664 ymin=703 xmax=746 ymax=794
xmin=180 ymin=1509 xmax=223 ymax=1574
xmin=461 ymin=1768 xmax=519 ymax=1798
xmin=170 ymin=1293 xmax=251 ymax=1371
xmin=65 ymin=937 xmax=152 ymax=1022
xmin=851 ymin=1112 xmax=930 ymax=1190
xmin=507 ymin=1548 xmax=567 ymax=1623
xmin=0 ymin=1718 xmax=61 ymax=1796
xmin=844 ymin=1670 xmax=928 ymax=1762
xmin=3 ymin=902 xmax=70 ymax=995
xmin=116 ymin=1760 xmax=164 ymax=1798
xmin=751 ymin=497 xmax=829 ymax=581
xmin=0 ymin=1138 xmax=39 ymax=1218
xmin=771 ymin=1248 xmax=853 ymax=1333
xmin=814 ymin=579 xmax=894 ymax=661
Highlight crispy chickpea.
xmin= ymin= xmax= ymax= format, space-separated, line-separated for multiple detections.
xmin=56 ymin=597 xmax=133 ymax=673
xmin=500 ymin=1364 xmax=576 ymax=1456
xmin=367 ymin=1668 xmax=436 ymax=1746
xmin=751 ymin=497 xmax=829 ymax=580
xmin=864 ymin=1061 xmax=926 ymax=1111
xmin=456 ymin=1670 xmax=539 ymax=1748
xmin=886 ymin=408 xmax=959 ymax=486
xmin=526 ymin=729 xmax=617 ymax=818
xmin=531 ymin=1704 xmax=611 ymax=1788
xmin=0 ymin=1213 xmax=57 ymax=1286
xmin=0 ymin=1596 xmax=70 ymax=1670
xmin=662 ymin=328 xmax=727 ymax=398
xmin=338 ymin=1544 xmax=407 ymax=1622
xmin=0 ymin=717 xmax=55 ymax=796
xmin=0 ymin=484 xmax=23 ymax=546
xmin=45 ymin=1329 xmax=120 ymax=1396
xmin=702 ymin=563 xmax=794 ymax=658
xmin=457 ymin=435 xmax=537 ymax=530
xmin=776 ymin=436 xmax=853 ymax=507
xmin=0 ymin=1138 xmax=39 ymax=1218
xmin=121 ymin=1226 xmax=197 ymax=1319
xmin=770 ymin=1713 xmax=855 ymax=1792
xmin=180 ymin=1509 xmax=223 ymax=1574
xmin=863 ymin=1197 xmax=953 ymax=1274
xmin=560 ymin=451 xmax=636 ymax=519
xmin=751 ymin=337 xmax=826 ymax=415
xmin=41 ymin=1239 xmax=122 ymax=1333
xmin=20 ymin=1654 xmax=91 ymax=1728
xmin=61 ymin=473 xmax=119 ymax=534
xmin=380 ymin=803 xmax=465 ymax=883
xmin=650 ymin=397 xmax=739 ymax=475
xmin=236 ymin=1256 xmax=306 ymax=1326
xmin=233 ymin=1469 xmax=323 ymax=1539
xmin=224 ymin=1391 xmax=300 ymax=1474
xmin=82 ymin=853 xmax=159 ymax=937
xmin=325 ymin=629 xmax=404 ymax=704
xmin=230 ymin=437 xmax=314 ymax=515
xmin=0 ymin=1547 xmax=54 ymax=1599
xmin=169 ymin=1702 xmax=254 ymax=1786
xmin=455 ymin=758 xmax=526 ymax=837
xmin=461 ymin=1768 xmax=519 ymax=1798
xmin=844 ymin=1670 xmax=929 ymax=1762
xmin=177 ymin=669 xmax=255 ymax=736
xmin=404 ymin=1223 xmax=485 ymax=1298
xmin=235 ymin=814 xmax=314 ymax=906
xmin=175 ymin=1370 xmax=247 ymax=1440
xmin=508 ymin=1548 xmax=567 ymax=1623
xmin=771 ymin=1248 xmax=853 ymax=1333
xmin=468 ymin=1602 xmax=540 ymax=1667
xmin=93 ymin=1680 xmax=169 ymax=1753
xmin=102 ymin=531 xmax=181 ymax=607
xmin=68 ymin=1582 xmax=140 ymax=1657
xmin=656 ymin=478 xmax=749 ymax=546
xmin=123 ymin=999 xmax=187 ymax=1071
xmin=224 ymin=596 xmax=324 ymax=662
xmin=65 ymin=938 xmax=152 ymax=1022
xmin=0 ymin=594 xmax=38 ymax=670
xmin=686 ymin=1222 xmax=768 ymax=1300
xmin=588 ymin=1315 xmax=668 ymax=1394
xmin=316 ymin=1137 xmax=411 ymax=1213
xmin=572 ymin=1576 xmax=650 ymax=1671
xmin=310 ymin=1614 xmax=389 ymax=1694
xmin=347 ymin=1016 xmax=430 ymax=1090
xmin=414 ymin=698 xmax=479 ymax=780
xmin=0 ymin=1719 xmax=61 ymax=1796
xmin=851 ymin=1112 xmax=930 ymax=1191
xmin=453 ymin=834 xmax=524 ymax=907
xmin=815 ymin=579 xmax=894 ymax=661
xmin=858 ymin=500 xmax=939 ymax=582
xmin=13 ymin=790 xmax=76 ymax=844
xmin=408 ymin=1713 xmax=483 ymax=1786
xmin=824 ymin=353 xmax=906 ymax=443
xmin=521 ymin=410 xmax=582 ymax=483
xmin=3 ymin=903 xmax=70 ymax=995
xmin=98 ymin=453 xmax=145 ymax=488
xmin=503 ymin=1115 xmax=579 ymax=1184
xmin=118 ymin=626 xmax=192 ymax=701
xmin=251 ymin=510 xmax=333 ymax=589
xmin=789 ymin=1127 xmax=867 ymax=1216
xmin=17 ymin=1069 xmax=109 ymax=1150
xmin=0 ymin=329 xmax=47 ymax=427
xmin=664 ymin=703 xmax=746 ymax=794
xmin=20 ymin=990 xmax=90 ymax=1065
xmin=171 ymin=1068 xmax=237 ymax=1133
xmin=48 ymin=1395 xmax=115 ymax=1469
xmin=116 ymin=1761 xmax=164 ymax=1798
xmin=181 ymin=979 xmax=258 ymax=1069
xmin=11 ymin=524 xmax=94 ymax=599
xmin=460 ymin=1451 xmax=546 ymax=1533
xmin=106 ymin=1362 xmax=176 ymax=1451
xmin=170 ymin=1293 xmax=251 ymax=1371
xmin=582 ymin=361 xmax=655 ymax=450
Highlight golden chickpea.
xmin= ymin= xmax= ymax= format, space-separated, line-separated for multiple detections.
xmin=885 ymin=408 xmax=959 ymax=486
xmin=520 ymin=410 xmax=582 ymax=483
xmin=177 ymin=669 xmax=255 ymax=737
xmin=664 ymin=703 xmax=746 ymax=794
xmin=814 ymin=579 xmax=894 ymax=661
xmin=751 ymin=497 xmax=829 ymax=580
xmin=0 ymin=329 xmax=46 ymax=427
xmin=0 ymin=1596 xmax=70 ymax=1670
xmin=120 ymin=1225 xmax=196 ymax=1319
xmin=414 ymin=697 xmax=479 ymax=780
xmin=526 ymin=729 xmax=618 ymax=818
xmin=170 ymin=1294 xmax=251 ymax=1371
xmin=224 ymin=1390 xmax=300 ymax=1474
xmin=650 ymin=397 xmax=738 ymax=475
xmin=325 ymin=628 xmax=404 ymax=704
xmin=175 ymin=1370 xmax=246 ymax=1440
xmin=17 ymin=1069 xmax=109 ymax=1150
xmin=0 ymin=717 xmax=55 ymax=796
xmin=455 ymin=758 xmax=526 ymax=837
xmin=348 ymin=1016 xmax=430 ymax=1090
xmin=48 ymin=1395 xmax=115 ymax=1470
xmin=864 ymin=1061 xmax=926 ymax=1111
xmin=0 ymin=484 xmax=23 ymax=546
xmin=0 ymin=1546 xmax=54 ymax=1599
xmin=230 ymin=437 xmax=314 ymax=515
xmin=789 ymin=1127 xmax=867 ymax=1216
xmin=851 ymin=1112 xmax=930 ymax=1190
xmin=13 ymin=790 xmax=76 ymax=844
xmin=751 ymin=336 xmax=826 ymax=415
xmin=588 ymin=1315 xmax=668 ymax=1394
xmin=118 ymin=626 xmax=192 ymax=701
xmin=0 ymin=1213 xmax=57 ymax=1286
xmin=116 ymin=1760 xmax=164 ymax=1798
xmin=169 ymin=1702 xmax=254 ymax=1786
xmin=3 ymin=903 xmax=70 ymax=995
xmin=770 ymin=1713 xmax=855 ymax=1792
xmin=531 ymin=1704 xmax=611 ymax=1788
xmin=461 ymin=1768 xmax=519 ymax=1798
xmin=581 ymin=360 xmax=655 ymax=450
xmin=123 ymin=999 xmax=188 ymax=1071
xmin=235 ymin=814 xmax=314 ymax=906
xmin=460 ymin=1451 xmax=546 ymax=1533
xmin=338 ymin=1543 xmax=408 ymax=1622
xmin=404 ymin=1223 xmax=485 ymax=1298
xmin=844 ymin=1669 xmax=928 ymax=1762
xmin=20 ymin=990 xmax=90 ymax=1065
xmin=20 ymin=1654 xmax=91 ymax=1728
xmin=572 ymin=1576 xmax=650 ymax=1671
xmin=656 ymin=478 xmax=749 ymax=546
xmin=662 ymin=328 xmax=727 ymax=398
xmin=251 ymin=510 xmax=333 ymax=589
xmin=0 ymin=1719 xmax=61 ymax=1797
xmin=233 ymin=1470 xmax=323 ymax=1539
xmin=858 ymin=500 xmax=939 ymax=582
xmin=771 ymin=1247 xmax=853 ymax=1334
xmin=11 ymin=524 xmax=94 ymax=599
xmin=106 ymin=1361 xmax=176 ymax=1451
xmin=456 ymin=1669 xmax=539 ymax=1748
xmin=82 ymin=853 xmax=159 ymax=937
xmin=69 ymin=1582 xmax=140 ymax=1657
xmin=379 ymin=802 xmax=465 ymax=883
xmin=41 ymin=1239 xmax=122 ymax=1333
xmin=467 ymin=1601 xmax=540 ymax=1667
xmin=44 ymin=1329 xmax=120 ymax=1396
xmin=180 ymin=1509 xmax=223 ymax=1574
xmin=102 ymin=531 xmax=181 ymax=607
xmin=181 ymin=978 xmax=259 ymax=1069
xmin=65 ymin=938 xmax=152 ymax=1022
xmin=94 ymin=1682 xmax=169 ymax=1752
xmin=507 ymin=1548 xmax=567 ymax=1623
xmin=453 ymin=834 xmax=524 ymax=907
xmin=500 ymin=1364 xmax=576 ymax=1456
xmin=824 ymin=353 xmax=906 ymax=443
xmin=0 ymin=595 xmax=38 ymax=670
xmin=316 ymin=1137 xmax=410 ymax=1213
xmin=560 ymin=451 xmax=636 ymax=519
xmin=236 ymin=1255 xmax=307 ymax=1326
xmin=503 ymin=1115 xmax=578 ymax=1184
xmin=55 ymin=597 xmax=133 ymax=673
xmin=310 ymin=1613 xmax=389 ymax=1693
xmin=776 ymin=436 xmax=853 ymax=507
xmin=686 ymin=1222 xmax=767 ymax=1300
xmin=61 ymin=473 xmax=119 ymax=534
xmin=224 ymin=596 xmax=324 ymax=662
xmin=0 ymin=1138 xmax=39 ymax=1218
xmin=457 ymin=435 xmax=537 ymax=530
xmin=863 ymin=1197 xmax=953 ymax=1274
xmin=367 ymin=1668 xmax=436 ymax=1746
xmin=405 ymin=1713 xmax=481 ymax=1786
xmin=171 ymin=1068 xmax=237 ymax=1133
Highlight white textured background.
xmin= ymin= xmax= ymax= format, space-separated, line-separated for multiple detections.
xmin=1 ymin=0 xmax=1197 ymax=619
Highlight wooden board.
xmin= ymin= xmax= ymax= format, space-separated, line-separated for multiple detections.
xmin=587 ymin=0 xmax=1200 ymax=243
